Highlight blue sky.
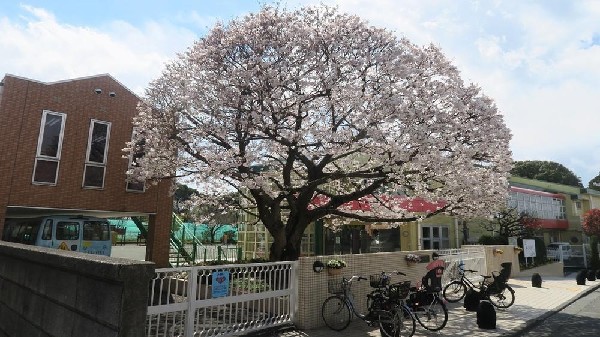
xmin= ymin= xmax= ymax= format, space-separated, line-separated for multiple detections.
xmin=2 ymin=0 xmax=600 ymax=185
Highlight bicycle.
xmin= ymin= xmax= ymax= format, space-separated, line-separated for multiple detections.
xmin=403 ymin=267 xmax=448 ymax=331
xmin=442 ymin=268 xmax=515 ymax=308
xmin=378 ymin=269 xmax=447 ymax=333
xmin=370 ymin=272 xmax=416 ymax=337
xmin=321 ymin=275 xmax=411 ymax=337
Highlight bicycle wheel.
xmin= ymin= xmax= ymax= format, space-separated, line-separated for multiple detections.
xmin=322 ymin=296 xmax=352 ymax=331
xmin=487 ymin=284 xmax=515 ymax=309
xmin=443 ymin=280 xmax=467 ymax=303
xmin=379 ymin=305 xmax=415 ymax=337
xmin=413 ymin=296 xmax=448 ymax=331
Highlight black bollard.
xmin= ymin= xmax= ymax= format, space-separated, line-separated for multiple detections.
xmin=587 ymin=270 xmax=596 ymax=282
xmin=576 ymin=269 xmax=587 ymax=285
xmin=531 ymin=273 xmax=542 ymax=288
xmin=596 ymin=269 xmax=600 ymax=279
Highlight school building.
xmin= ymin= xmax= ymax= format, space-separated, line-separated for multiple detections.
xmin=0 ymin=74 xmax=173 ymax=267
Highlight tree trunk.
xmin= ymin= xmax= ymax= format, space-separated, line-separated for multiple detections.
xmin=590 ymin=235 xmax=599 ymax=270
xmin=269 ymin=227 xmax=303 ymax=261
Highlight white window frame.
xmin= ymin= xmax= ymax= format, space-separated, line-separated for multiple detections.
xmin=421 ymin=225 xmax=450 ymax=250
xmin=573 ymin=201 xmax=582 ymax=215
xmin=83 ymin=119 xmax=111 ymax=189
xmin=32 ymin=110 xmax=66 ymax=185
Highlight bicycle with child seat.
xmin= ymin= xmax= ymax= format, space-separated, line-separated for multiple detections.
xmin=396 ymin=271 xmax=448 ymax=331
xmin=376 ymin=270 xmax=448 ymax=333
xmin=442 ymin=268 xmax=515 ymax=308
xmin=369 ymin=272 xmax=416 ymax=337
xmin=321 ymin=274 xmax=414 ymax=337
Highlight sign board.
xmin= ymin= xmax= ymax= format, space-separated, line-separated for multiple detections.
xmin=523 ymin=239 xmax=536 ymax=258
xmin=508 ymin=236 xmax=518 ymax=246
xmin=211 ymin=271 xmax=230 ymax=298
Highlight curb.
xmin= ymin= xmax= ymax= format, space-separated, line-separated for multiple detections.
xmin=235 ymin=323 xmax=296 ymax=337
xmin=506 ymin=281 xmax=600 ymax=337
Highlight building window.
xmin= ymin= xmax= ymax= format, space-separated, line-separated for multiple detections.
xmin=83 ymin=120 xmax=111 ymax=188
xmin=56 ymin=222 xmax=80 ymax=240
xmin=33 ymin=110 xmax=66 ymax=185
xmin=508 ymin=190 xmax=566 ymax=220
xmin=421 ymin=225 xmax=450 ymax=250
xmin=126 ymin=128 xmax=145 ymax=192
xmin=41 ymin=219 xmax=53 ymax=240
xmin=573 ymin=201 xmax=582 ymax=215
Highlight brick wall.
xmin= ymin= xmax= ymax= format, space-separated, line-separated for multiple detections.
xmin=0 ymin=74 xmax=173 ymax=266
xmin=295 ymin=246 xmax=521 ymax=330
xmin=296 ymin=251 xmax=434 ymax=330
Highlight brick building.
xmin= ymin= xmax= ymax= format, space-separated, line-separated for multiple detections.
xmin=0 ymin=74 xmax=172 ymax=267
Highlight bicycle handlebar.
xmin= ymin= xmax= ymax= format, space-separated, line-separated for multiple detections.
xmin=378 ymin=270 xmax=407 ymax=276
xmin=347 ymin=275 xmax=368 ymax=283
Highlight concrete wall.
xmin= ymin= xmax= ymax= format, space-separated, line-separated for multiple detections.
xmin=516 ymin=261 xmax=564 ymax=278
xmin=480 ymin=244 xmax=522 ymax=278
xmin=0 ymin=242 xmax=154 ymax=337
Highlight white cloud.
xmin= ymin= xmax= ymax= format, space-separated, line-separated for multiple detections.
xmin=0 ymin=5 xmax=198 ymax=94
xmin=2 ymin=1 xmax=600 ymax=184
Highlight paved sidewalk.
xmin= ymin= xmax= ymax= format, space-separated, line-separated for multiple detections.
xmin=261 ymin=274 xmax=600 ymax=337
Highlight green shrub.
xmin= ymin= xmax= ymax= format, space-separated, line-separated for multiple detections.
xmin=478 ymin=235 xmax=507 ymax=245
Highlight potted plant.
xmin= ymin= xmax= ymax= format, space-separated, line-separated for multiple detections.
xmin=405 ymin=254 xmax=421 ymax=265
xmin=326 ymin=258 xmax=347 ymax=276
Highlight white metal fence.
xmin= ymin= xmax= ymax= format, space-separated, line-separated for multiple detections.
xmin=438 ymin=247 xmax=487 ymax=285
xmin=147 ymin=261 xmax=297 ymax=337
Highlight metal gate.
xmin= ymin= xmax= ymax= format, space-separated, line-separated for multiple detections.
xmin=146 ymin=261 xmax=297 ymax=337
xmin=564 ymin=244 xmax=586 ymax=268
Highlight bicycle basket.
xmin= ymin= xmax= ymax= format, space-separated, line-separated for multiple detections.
xmin=389 ymin=281 xmax=411 ymax=300
xmin=328 ymin=279 xmax=345 ymax=294
xmin=369 ymin=274 xmax=389 ymax=288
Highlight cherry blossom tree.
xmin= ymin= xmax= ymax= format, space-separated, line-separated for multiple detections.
xmin=583 ymin=209 xmax=600 ymax=237
xmin=126 ymin=6 xmax=512 ymax=261
xmin=582 ymin=209 xmax=600 ymax=269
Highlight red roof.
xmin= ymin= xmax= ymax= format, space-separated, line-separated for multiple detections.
xmin=310 ymin=194 xmax=445 ymax=213
xmin=510 ymin=186 xmax=565 ymax=199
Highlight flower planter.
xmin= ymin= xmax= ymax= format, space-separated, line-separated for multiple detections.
xmin=327 ymin=268 xmax=343 ymax=276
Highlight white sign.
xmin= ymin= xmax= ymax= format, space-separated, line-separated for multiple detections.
xmin=523 ymin=239 xmax=536 ymax=258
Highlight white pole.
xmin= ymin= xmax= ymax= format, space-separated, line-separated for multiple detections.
xmin=417 ymin=219 xmax=422 ymax=250
xmin=454 ymin=217 xmax=460 ymax=248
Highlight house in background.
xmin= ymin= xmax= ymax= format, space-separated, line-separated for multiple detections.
xmin=237 ymin=196 xmax=461 ymax=260
xmin=505 ymin=176 xmax=600 ymax=245
xmin=0 ymin=74 xmax=173 ymax=267
xmin=237 ymin=175 xmax=600 ymax=260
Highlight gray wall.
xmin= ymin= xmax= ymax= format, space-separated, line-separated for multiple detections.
xmin=0 ymin=242 xmax=154 ymax=337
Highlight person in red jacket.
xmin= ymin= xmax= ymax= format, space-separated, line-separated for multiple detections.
xmin=426 ymin=252 xmax=445 ymax=277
